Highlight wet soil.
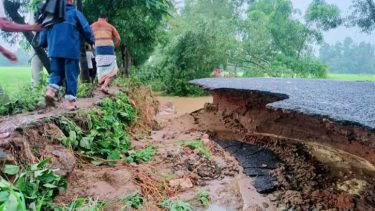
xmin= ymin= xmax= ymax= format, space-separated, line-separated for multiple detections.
xmin=191 ymin=91 xmax=375 ymax=210
xmin=1 ymin=88 xmax=375 ymax=210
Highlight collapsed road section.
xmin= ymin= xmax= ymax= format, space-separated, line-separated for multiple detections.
xmin=191 ymin=78 xmax=375 ymax=166
xmin=190 ymin=77 xmax=375 ymax=210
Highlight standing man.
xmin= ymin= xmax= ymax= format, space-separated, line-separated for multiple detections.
xmin=41 ymin=0 xmax=95 ymax=110
xmin=0 ymin=0 xmax=42 ymax=139
xmin=91 ymin=13 xmax=121 ymax=94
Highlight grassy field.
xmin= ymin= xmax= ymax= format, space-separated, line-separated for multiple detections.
xmin=327 ymin=73 xmax=375 ymax=81
xmin=0 ymin=66 xmax=32 ymax=97
xmin=1 ymin=66 xmax=375 ymax=98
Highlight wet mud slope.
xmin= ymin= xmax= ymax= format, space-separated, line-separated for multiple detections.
xmin=0 ymin=86 xmax=276 ymax=210
xmin=191 ymin=78 xmax=375 ymax=210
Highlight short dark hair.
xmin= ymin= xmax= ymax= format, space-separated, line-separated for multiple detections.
xmin=99 ymin=13 xmax=107 ymax=19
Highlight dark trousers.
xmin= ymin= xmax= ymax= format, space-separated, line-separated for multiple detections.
xmin=48 ymin=57 xmax=79 ymax=101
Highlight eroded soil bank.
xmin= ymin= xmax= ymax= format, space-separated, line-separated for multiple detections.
xmin=1 ymin=85 xmax=375 ymax=210
xmin=191 ymin=89 xmax=375 ymax=210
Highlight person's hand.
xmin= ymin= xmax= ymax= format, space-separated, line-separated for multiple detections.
xmin=92 ymin=44 xmax=95 ymax=49
xmin=2 ymin=50 xmax=17 ymax=63
xmin=32 ymin=24 xmax=43 ymax=32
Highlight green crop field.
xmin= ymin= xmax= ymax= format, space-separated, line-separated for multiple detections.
xmin=328 ymin=73 xmax=375 ymax=81
xmin=1 ymin=67 xmax=375 ymax=98
xmin=0 ymin=66 xmax=32 ymax=97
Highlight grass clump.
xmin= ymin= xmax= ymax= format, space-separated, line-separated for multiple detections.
xmin=159 ymin=199 xmax=193 ymax=211
xmin=125 ymin=146 xmax=156 ymax=164
xmin=77 ymin=83 xmax=95 ymax=98
xmin=181 ymin=140 xmax=210 ymax=159
xmin=0 ymin=85 xmax=44 ymax=116
xmin=0 ymin=159 xmax=66 ymax=211
xmin=64 ymin=198 xmax=106 ymax=211
xmin=121 ymin=191 xmax=143 ymax=209
xmin=57 ymin=92 xmax=136 ymax=164
xmin=196 ymin=189 xmax=209 ymax=207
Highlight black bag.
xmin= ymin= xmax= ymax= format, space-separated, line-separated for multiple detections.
xmin=36 ymin=0 xmax=66 ymax=27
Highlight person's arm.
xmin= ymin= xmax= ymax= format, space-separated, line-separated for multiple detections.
xmin=0 ymin=18 xmax=41 ymax=32
xmin=0 ymin=45 xmax=17 ymax=62
xmin=76 ymin=11 xmax=95 ymax=45
xmin=112 ymin=25 xmax=121 ymax=49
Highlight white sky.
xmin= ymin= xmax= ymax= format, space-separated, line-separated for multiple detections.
xmin=292 ymin=0 xmax=374 ymax=44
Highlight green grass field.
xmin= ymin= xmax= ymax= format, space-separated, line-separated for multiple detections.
xmin=0 ymin=66 xmax=32 ymax=97
xmin=327 ymin=73 xmax=375 ymax=81
xmin=1 ymin=66 xmax=375 ymax=98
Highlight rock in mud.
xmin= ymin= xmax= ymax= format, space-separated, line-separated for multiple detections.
xmin=42 ymin=145 xmax=76 ymax=176
xmin=336 ymin=193 xmax=355 ymax=210
xmin=215 ymin=139 xmax=279 ymax=194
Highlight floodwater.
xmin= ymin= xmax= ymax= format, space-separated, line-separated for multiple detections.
xmin=156 ymin=95 xmax=212 ymax=120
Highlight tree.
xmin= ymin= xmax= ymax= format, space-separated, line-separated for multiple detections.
xmin=82 ymin=0 xmax=172 ymax=76
xmin=155 ymin=0 xmax=243 ymax=95
xmin=239 ymin=0 xmax=334 ymax=78
xmin=350 ymin=0 xmax=375 ymax=32
xmin=2 ymin=0 xmax=51 ymax=72
xmin=319 ymin=37 xmax=375 ymax=74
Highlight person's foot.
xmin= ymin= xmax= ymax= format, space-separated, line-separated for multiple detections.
xmin=66 ymin=100 xmax=78 ymax=111
xmin=45 ymin=88 xmax=57 ymax=107
xmin=100 ymin=86 xmax=110 ymax=95
xmin=0 ymin=132 xmax=10 ymax=139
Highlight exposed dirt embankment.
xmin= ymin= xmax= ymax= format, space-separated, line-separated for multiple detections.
xmin=210 ymin=89 xmax=375 ymax=166
xmin=191 ymin=88 xmax=375 ymax=210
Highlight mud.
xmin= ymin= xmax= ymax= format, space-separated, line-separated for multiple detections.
xmin=190 ymin=89 xmax=375 ymax=210
xmin=2 ymin=84 xmax=375 ymax=210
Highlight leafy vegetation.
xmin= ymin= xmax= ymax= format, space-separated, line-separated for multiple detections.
xmin=125 ymin=146 xmax=156 ymax=164
xmin=58 ymin=92 xmax=135 ymax=163
xmin=181 ymin=140 xmax=210 ymax=159
xmin=121 ymin=191 xmax=143 ymax=209
xmin=63 ymin=198 xmax=106 ymax=211
xmin=196 ymin=189 xmax=209 ymax=207
xmin=159 ymin=199 xmax=193 ymax=211
xmin=320 ymin=37 xmax=375 ymax=74
xmin=77 ymin=82 xmax=95 ymax=98
xmin=0 ymin=85 xmax=45 ymax=116
xmin=0 ymin=159 xmax=66 ymax=211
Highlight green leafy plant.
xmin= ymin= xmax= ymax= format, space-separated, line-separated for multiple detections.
xmin=64 ymin=198 xmax=106 ymax=211
xmin=125 ymin=146 xmax=156 ymax=164
xmin=58 ymin=92 xmax=136 ymax=163
xmin=0 ymin=85 xmax=45 ymax=116
xmin=15 ymin=158 xmax=67 ymax=210
xmin=196 ymin=189 xmax=209 ymax=207
xmin=121 ymin=191 xmax=143 ymax=209
xmin=0 ymin=159 xmax=66 ymax=211
xmin=77 ymin=83 xmax=95 ymax=98
xmin=181 ymin=140 xmax=210 ymax=159
xmin=0 ymin=178 xmax=27 ymax=211
xmin=159 ymin=199 xmax=193 ymax=211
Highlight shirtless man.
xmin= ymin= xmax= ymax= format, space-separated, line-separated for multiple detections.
xmin=0 ymin=0 xmax=42 ymax=139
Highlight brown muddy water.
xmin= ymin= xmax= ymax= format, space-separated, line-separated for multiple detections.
xmin=157 ymin=96 xmax=212 ymax=120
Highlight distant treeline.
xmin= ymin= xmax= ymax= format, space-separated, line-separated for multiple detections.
xmin=319 ymin=37 xmax=375 ymax=74
xmin=0 ymin=48 xmax=30 ymax=66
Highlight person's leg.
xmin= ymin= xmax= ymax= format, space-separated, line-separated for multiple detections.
xmin=64 ymin=58 xmax=80 ymax=110
xmin=45 ymin=58 xmax=64 ymax=106
xmin=31 ymin=51 xmax=43 ymax=87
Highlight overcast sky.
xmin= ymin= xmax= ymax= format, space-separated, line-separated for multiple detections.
xmin=1 ymin=0 xmax=373 ymax=52
xmin=292 ymin=0 xmax=374 ymax=44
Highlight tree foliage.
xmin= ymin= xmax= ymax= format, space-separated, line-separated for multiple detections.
xmin=350 ymin=0 xmax=375 ymax=32
xmin=82 ymin=0 xmax=172 ymax=67
xmin=319 ymin=37 xmax=375 ymax=74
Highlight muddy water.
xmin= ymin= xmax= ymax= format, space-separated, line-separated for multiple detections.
xmin=156 ymin=96 xmax=212 ymax=120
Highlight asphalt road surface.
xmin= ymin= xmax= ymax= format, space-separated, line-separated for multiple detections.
xmin=190 ymin=78 xmax=375 ymax=130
